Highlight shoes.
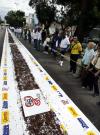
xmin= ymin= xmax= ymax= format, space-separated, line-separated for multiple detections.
xmin=59 ymin=61 xmax=63 ymax=67
xmin=60 ymin=61 xmax=63 ymax=66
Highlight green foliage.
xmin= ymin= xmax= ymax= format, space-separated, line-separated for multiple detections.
xmin=29 ymin=0 xmax=100 ymax=40
xmin=56 ymin=0 xmax=100 ymax=41
xmin=29 ymin=0 xmax=56 ymax=28
xmin=56 ymin=0 xmax=100 ymax=25
xmin=29 ymin=0 xmax=40 ymax=6
xmin=5 ymin=10 xmax=26 ymax=27
xmin=36 ymin=2 xmax=56 ymax=28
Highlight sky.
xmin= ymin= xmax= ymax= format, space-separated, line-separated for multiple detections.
xmin=0 ymin=0 xmax=34 ymax=19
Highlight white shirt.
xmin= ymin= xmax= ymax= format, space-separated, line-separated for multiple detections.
xmin=91 ymin=51 xmax=100 ymax=69
xmin=33 ymin=32 xmax=38 ymax=40
xmin=43 ymin=37 xmax=50 ymax=47
xmin=95 ymin=57 xmax=100 ymax=69
xmin=18 ymin=28 xmax=22 ymax=33
xmin=60 ymin=37 xmax=70 ymax=49
xmin=82 ymin=48 xmax=95 ymax=65
xmin=49 ymin=27 xmax=55 ymax=35
xmin=37 ymin=31 xmax=42 ymax=40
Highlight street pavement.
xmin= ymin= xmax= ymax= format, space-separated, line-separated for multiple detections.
xmin=0 ymin=28 xmax=6 ymax=65
xmin=19 ymin=38 xmax=100 ymax=131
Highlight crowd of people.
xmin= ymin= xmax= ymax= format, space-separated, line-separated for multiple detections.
xmin=10 ymin=26 xmax=100 ymax=105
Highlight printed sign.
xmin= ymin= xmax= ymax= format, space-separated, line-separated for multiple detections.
xmin=86 ymin=131 xmax=96 ymax=135
xmin=38 ymin=67 xmax=43 ymax=72
xmin=24 ymin=96 xmax=41 ymax=107
xmin=45 ymin=76 xmax=49 ymax=81
xmin=3 ymin=81 xmax=7 ymax=85
xmin=77 ymin=118 xmax=89 ymax=129
xmin=51 ymin=85 xmax=58 ymax=91
xmin=2 ymin=93 xmax=8 ymax=101
xmin=2 ymin=101 xmax=8 ymax=109
xmin=48 ymin=80 xmax=53 ymax=85
xmin=67 ymin=106 xmax=79 ymax=118
xmin=4 ymin=64 xmax=7 ymax=67
xmin=57 ymin=91 xmax=63 ymax=97
xmin=20 ymin=89 xmax=50 ymax=117
xmin=3 ymin=76 xmax=8 ymax=81
xmin=2 ymin=86 xmax=9 ymax=91
xmin=60 ymin=124 xmax=68 ymax=134
xmin=33 ymin=61 xmax=36 ymax=64
xmin=61 ymin=100 xmax=69 ymax=105
xmin=3 ymin=125 xmax=9 ymax=135
xmin=4 ymin=72 xmax=7 ymax=75
xmin=1 ymin=111 xmax=9 ymax=124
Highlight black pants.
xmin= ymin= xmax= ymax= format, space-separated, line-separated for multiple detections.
xmin=45 ymin=46 xmax=49 ymax=52
xmin=81 ymin=64 xmax=88 ymax=86
xmin=51 ymin=48 xmax=57 ymax=57
xmin=70 ymin=54 xmax=79 ymax=73
xmin=37 ymin=40 xmax=41 ymax=51
xmin=34 ymin=39 xmax=37 ymax=49
xmin=60 ymin=48 xmax=66 ymax=61
xmin=83 ymin=68 xmax=99 ymax=94
xmin=81 ymin=70 xmax=93 ymax=89
xmin=28 ymin=37 xmax=31 ymax=44
xmin=88 ymin=71 xmax=99 ymax=94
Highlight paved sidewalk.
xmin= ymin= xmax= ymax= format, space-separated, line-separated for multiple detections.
xmin=19 ymin=38 xmax=100 ymax=130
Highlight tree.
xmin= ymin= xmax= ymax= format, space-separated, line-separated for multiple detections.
xmin=56 ymin=0 xmax=100 ymax=41
xmin=29 ymin=0 xmax=100 ymax=41
xmin=36 ymin=2 xmax=56 ymax=29
xmin=29 ymin=0 xmax=49 ymax=7
xmin=29 ymin=0 xmax=56 ymax=29
xmin=72 ymin=0 xmax=100 ymax=41
xmin=5 ymin=10 xmax=26 ymax=27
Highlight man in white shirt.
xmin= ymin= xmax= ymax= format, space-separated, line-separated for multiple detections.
xmin=81 ymin=42 xmax=95 ymax=87
xmin=82 ymin=43 xmax=100 ymax=97
xmin=59 ymin=35 xmax=70 ymax=66
xmin=60 ymin=36 xmax=70 ymax=49
xmin=82 ymin=42 xmax=95 ymax=66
